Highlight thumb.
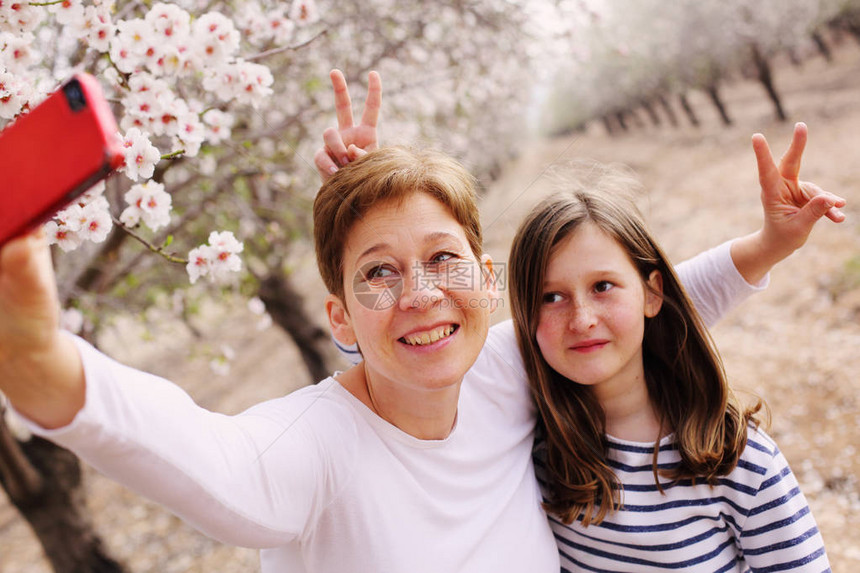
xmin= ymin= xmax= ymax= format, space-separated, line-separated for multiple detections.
xmin=0 ymin=230 xmax=58 ymax=307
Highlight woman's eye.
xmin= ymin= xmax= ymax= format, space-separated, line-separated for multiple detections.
xmin=365 ymin=264 xmax=397 ymax=281
xmin=430 ymin=252 xmax=457 ymax=264
xmin=424 ymin=252 xmax=459 ymax=273
xmin=594 ymin=281 xmax=614 ymax=294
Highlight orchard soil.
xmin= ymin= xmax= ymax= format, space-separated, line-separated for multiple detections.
xmin=3 ymin=44 xmax=860 ymax=572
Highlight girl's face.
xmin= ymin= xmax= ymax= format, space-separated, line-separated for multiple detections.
xmin=536 ymin=222 xmax=662 ymax=397
xmin=328 ymin=192 xmax=497 ymax=393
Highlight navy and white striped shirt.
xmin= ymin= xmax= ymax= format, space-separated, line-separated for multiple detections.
xmin=537 ymin=428 xmax=830 ymax=572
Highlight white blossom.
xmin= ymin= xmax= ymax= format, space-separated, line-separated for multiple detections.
xmin=80 ymin=5 xmax=114 ymax=53
xmin=120 ymin=127 xmax=161 ymax=181
xmin=0 ymin=32 xmax=37 ymax=72
xmin=202 ymin=108 xmax=233 ymax=143
xmin=186 ymin=231 xmax=244 ymax=284
xmin=44 ymin=220 xmax=84 ymax=252
xmin=145 ymin=3 xmax=191 ymax=44
xmin=289 ymin=0 xmax=320 ymax=26
xmin=0 ymin=70 xmax=24 ymax=119
xmin=121 ymin=181 xmax=172 ymax=231
xmin=50 ymin=0 xmax=86 ymax=27
xmin=192 ymin=12 xmax=239 ymax=67
xmin=75 ymin=202 xmax=113 ymax=243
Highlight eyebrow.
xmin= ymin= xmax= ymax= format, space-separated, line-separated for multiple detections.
xmin=356 ymin=231 xmax=465 ymax=261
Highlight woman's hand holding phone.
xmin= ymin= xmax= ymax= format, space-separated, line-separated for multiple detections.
xmin=0 ymin=229 xmax=86 ymax=429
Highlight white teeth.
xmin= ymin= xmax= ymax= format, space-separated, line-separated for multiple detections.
xmin=403 ymin=325 xmax=455 ymax=346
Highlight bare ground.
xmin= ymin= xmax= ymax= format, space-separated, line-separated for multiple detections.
xmin=2 ymin=42 xmax=860 ymax=572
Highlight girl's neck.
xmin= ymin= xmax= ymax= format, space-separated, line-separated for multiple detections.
xmin=337 ymin=364 xmax=461 ymax=440
xmin=593 ymin=374 xmax=663 ymax=443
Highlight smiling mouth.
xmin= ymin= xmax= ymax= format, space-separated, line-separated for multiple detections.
xmin=400 ymin=325 xmax=458 ymax=346
xmin=572 ymin=340 xmax=608 ymax=351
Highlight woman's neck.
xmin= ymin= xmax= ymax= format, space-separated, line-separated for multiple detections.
xmin=336 ymin=364 xmax=461 ymax=440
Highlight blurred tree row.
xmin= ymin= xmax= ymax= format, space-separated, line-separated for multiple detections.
xmin=539 ymin=0 xmax=860 ymax=135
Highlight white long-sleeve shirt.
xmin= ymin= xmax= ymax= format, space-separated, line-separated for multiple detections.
xmin=24 ymin=240 xmax=762 ymax=572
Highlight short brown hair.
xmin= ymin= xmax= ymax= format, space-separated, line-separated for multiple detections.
xmin=314 ymin=146 xmax=483 ymax=302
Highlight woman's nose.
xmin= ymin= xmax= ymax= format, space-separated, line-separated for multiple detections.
xmin=399 ymin=263 xmax=444 ymax=311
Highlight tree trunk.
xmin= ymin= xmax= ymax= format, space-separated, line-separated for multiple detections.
xmin=843 ymin=16 xmax=860 ymax=45
xmin=640 ymin=99 xmax=661 ymax=127
xmin=257 ymin=272 xmax=337 ymax=383
xmin=656 ymin=93 xmax=679 ymax=127
xmin=751 ymin=44 xmax=788 ymax=122
xmin=810 ymin=31 xmax=833 ymax=62
xmin=614 ymin=111 xmax=629 ymax=132
xmin=678 ymin=93 xmax=700 ymax=127
xmin=786 ymin=47 xmax=803 ymax=68
xmin=705 ymin=84 xmax=732 ymax=126
xmin=601 ymin=115 xmax=615 ymax=136
xmin=0 ymin=415 xmax=125 ymax=573
xmin=627 ymin=108 xmax=646 ymax=129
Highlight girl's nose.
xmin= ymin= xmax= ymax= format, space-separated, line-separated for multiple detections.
xmin=568 ymin=300 xmax=597 ymax=331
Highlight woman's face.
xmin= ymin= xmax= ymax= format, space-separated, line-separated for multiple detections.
xmin=329 ymin=192 xmax=497 ymax=393
xmin=535 ymin=222 xmax=662 ymax=397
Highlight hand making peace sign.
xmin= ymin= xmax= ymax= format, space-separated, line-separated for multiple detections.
xmin=752 ymin=122 xmax=846 ymax=256
xmin=314 ymin=69 xmax=382 ymax=181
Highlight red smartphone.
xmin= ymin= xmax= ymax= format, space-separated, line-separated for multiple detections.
xmin=0 ymin=73 xmax=125 ymax=245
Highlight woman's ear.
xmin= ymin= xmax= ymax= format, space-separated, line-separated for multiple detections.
xmin=480 ymin=253 xmax=501 ymax=313
xmin=325 ymin=294 xmax=356 ymax=345
xmin=644 ymin=269 xmax=664 ymax=318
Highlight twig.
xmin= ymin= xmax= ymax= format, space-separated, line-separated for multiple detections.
xmin=245 ymin=29 xmax=328 ymax=62
xmin=111 ymin=216 xmax=188 ymax=264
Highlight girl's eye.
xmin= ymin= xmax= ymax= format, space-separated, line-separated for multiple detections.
xmin=594 ymin=281 xmax=614 ymax=294
xmin=542 ymin=292 xmax=563 ymax=304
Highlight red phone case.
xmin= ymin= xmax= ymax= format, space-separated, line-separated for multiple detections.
xmin=0 ymin=73 xmax=125 ymax=245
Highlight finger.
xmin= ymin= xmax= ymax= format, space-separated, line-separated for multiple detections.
xmin=800 ymin=181 xmax=846 ymax=222
xmin=323 ymin=127 xmax=350 ymax=167
xmin=313 ymin=147 xmax=339 ymax=181
xmin=800 ymin=181 xmax=846 ymax=207
xmin=347 ymin=144 xmax=368 ymax=161
xmin=825 ymin=205 xmax=847 ymax=223
xmin=360 ymin=71 xmax=382 ymax=128
xmin=330 ymin=69 xmax=354 ymax=129
xmin=751 ymin=133 xmax=782 ymax=196
xmin=797 ymin=194 xmax=839 ymax=228
xmin=779 ymin=122 xmax=807 ymax=180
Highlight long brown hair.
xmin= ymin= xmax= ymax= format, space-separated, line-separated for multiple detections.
xmin=508 ymin=171 xmax=762 ymax=526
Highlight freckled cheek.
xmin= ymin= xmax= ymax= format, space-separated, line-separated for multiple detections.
xmin=535 ymin=313 xmax=564 ymax=359
xmin=605 ymin=306 xmax=645 ymax=339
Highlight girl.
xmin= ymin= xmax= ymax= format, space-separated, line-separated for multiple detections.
xmin=508 ymin=170 xmax=830 ymax=572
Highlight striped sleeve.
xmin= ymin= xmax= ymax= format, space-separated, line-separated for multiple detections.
xmin=738 ymin=433 xmax=831 ymax=572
